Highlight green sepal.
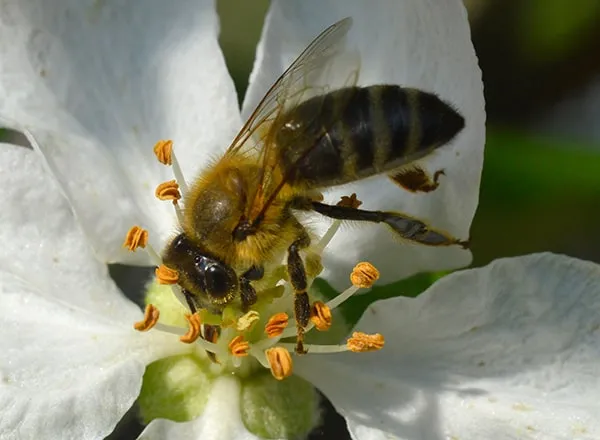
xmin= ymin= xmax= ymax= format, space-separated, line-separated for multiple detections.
xmin=240 ymin=372 xmax=320 ymax=439
xmin=138 ymin=354 xmax=215 ymax=423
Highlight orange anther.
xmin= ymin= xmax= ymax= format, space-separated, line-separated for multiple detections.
xmin=265 ymin=312 xmax=289 ymax=338
xmin=266 ymin=347 xmax=293 ymax=380
xmin=310 ymin=301 xmax=332 ymax=331
xmin=180 ymin=313 xmax=202 ymax=344
xmin=155 ymin=180 xmax=181 ymax=202
xmin=156 ymin=264 xmax=179 ymax=285
xmin=153 ymin=139 xmax=173 ymax=165
xmin=228 ymin=335 xmax=250 ymax=357
xmin=337 ymin=193 xmax=362 ymax=209
xmin=346 ymin=332 xmax=385 ymax=352
xmin=123 ymin=226 xmax=148 ymax=251
xmin=133 ymin=304 xmax=160 ymax=332
xmin=350 ymin=262 xmax=380 ymax=288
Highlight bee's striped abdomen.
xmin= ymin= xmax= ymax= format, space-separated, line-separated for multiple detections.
xmin=276 ymin=85 xmax=464 ymax=188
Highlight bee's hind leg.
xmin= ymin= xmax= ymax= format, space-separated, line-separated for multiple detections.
xmin=286 ymin=226 xmax=312 ymax=355
xmin=310 ymin=201 xmax=469 ymax=249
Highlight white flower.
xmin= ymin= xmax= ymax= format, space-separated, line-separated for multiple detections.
xmin=0 ymin=0 xmax=485 ymax=289
xmin=0 ymin=0 xmax=500 ymax=439
xmin=2 ymin=145 xmax=599 ymax=440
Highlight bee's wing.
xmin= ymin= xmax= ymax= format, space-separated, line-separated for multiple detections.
xmin=225 ymin=17 xmax=359 ymax=225
xmin=226 ymin=17 xmax=356 ymax=159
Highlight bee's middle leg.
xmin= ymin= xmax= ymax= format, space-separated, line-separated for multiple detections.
xmin=287 ymin=229 xmax=311 ymax=355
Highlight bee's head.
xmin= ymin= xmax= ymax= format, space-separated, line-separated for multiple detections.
xmin=162 ymin=233 xmax=238 ymax=309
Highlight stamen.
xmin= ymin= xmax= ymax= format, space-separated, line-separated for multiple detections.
xmin=346 ymin=332 xmax=385 ymax=352
xmin=229 ymin=335 xmax=250 ymax=357
xmin=153 ymin=139 xmax=173 ymax=165
xmin=153 ymin=139 xmax=189 ymax=196
xmin=325 ymin=284 xmax=359 ymax=311
xmin=123 ymin=226 xmax=148 ymax=251
xmin=180 ymin=313 xmax=202 ymax=344
xmin=350 ymin=262 xmax=380 ymax=288
xmin=123 ymin=225 xmax=162 ymax=265
xmin=155 ymin=180 xmax=185 ymax=225
xmin=265 ymin=313 xmax=289 ymax=338
xmin=310 ymin=301 xmax=332 ymax=331
xmin=156 ymin=264 xmax=179 ymax=285
xmin=236 ymin=311 xmax=260 ymax=332
xmin=133 ymin=304 xmax=160 ymax=331
xmin=266 ymin=347 xmax=293 ymax=380
xmin=155 ymin=180 xmax=181 ymax=202
xmin=337 ymin=193 xmax=362 ymax=209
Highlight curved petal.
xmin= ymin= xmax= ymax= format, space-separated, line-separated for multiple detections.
xmin=0 ymin=0 xmax=242 ymax=263
xmin=0 ymin=143 xmax=140 ymax=317
xmin=244 ymin=0 xmax=485 ymax=288
xmin=139 ymin=376 xmax=263 ymax=440
xmin=296 ymin=254 xmax=600 ymax=439
xmin=0 ymin=270 xmax=184 ymax=440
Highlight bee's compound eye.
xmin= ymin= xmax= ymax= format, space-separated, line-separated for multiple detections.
xmin=205 ymin=263 xmax=236 ymax=300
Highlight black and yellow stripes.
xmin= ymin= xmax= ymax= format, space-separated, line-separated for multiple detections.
xmin=275 ymin=85 xmax=464 ymax=189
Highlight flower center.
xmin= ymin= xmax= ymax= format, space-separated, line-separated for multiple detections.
xmin=124 ymin=140 xmax=385 ymax=380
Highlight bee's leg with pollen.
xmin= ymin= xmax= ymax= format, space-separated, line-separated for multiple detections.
xmin=311 ymin=201 xmax=469 ymax=249
xmin=240 ymin=265 xmax=263 ymax=312
xmin=286 ymin=228 xmax=312 ymax=355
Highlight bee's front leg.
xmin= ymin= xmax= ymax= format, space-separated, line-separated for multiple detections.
xmin=287 ymin=230 xmax=311 ymax=355
xmin=240 ymin=265 xmax=264 ymax=312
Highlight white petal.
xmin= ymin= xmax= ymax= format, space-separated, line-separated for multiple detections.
xmin=139 ymin=376 xmax=263 ymax=440
xmin=0 ymin=270 xmax=184 ymax=440
xmin=244 ymin=0 xmax=485 ymax=287
xmin=0 ymin=143 xmax=140 ymax=318
xmin=0 ymin=0 xmax=242 ymax=263
xmin=296 ymin=254 xmax=600 ymax=439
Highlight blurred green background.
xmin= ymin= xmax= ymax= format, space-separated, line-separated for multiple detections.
xmin=216 ymin=0 xmax=600 ymax=270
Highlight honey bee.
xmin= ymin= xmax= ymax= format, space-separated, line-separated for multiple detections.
xmin=162 ymin=17 xmax=467 ymax=354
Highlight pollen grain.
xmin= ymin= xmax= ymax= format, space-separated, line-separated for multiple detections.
xmin=310 ymin=301 xmax=332 ymax=331
xmin=229 ymin=335 xmax=250 ymax=357
xmin=266 ymin=347 xmax=293 ymax=380
xmin=123 ymin=226 xmax=148 ymax=251
xmin=236 ymin=310 xmax=260 ymax=332
xmin=350 ymin=262 xmax=380 ymax=288
xmin=347 ymin=332 xmax=385 ymax=352
xmin=153 ymin=139 xmax=173 ymax=165
xmin=265 ymin=312 xmax=289 ymax=338
xmin=180 ymin=313 xmax=202 ymax=344
xmin=155 ymin=180 xmax=181 ymax=203
xmin=133 ymin=304 xmax=160 ymax=332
